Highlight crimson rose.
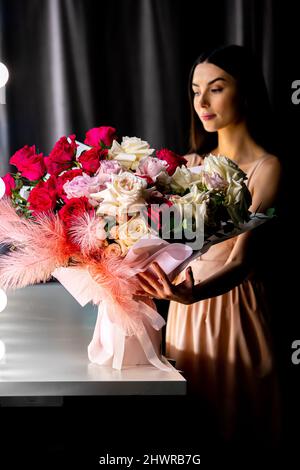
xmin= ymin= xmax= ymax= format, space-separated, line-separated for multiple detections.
xmin=10 ymin=145 xmax=46 ymax=180
xmin=156 ymin=148 xmax=187 ymax=175
xmin=84 ymin=126 xmax=117 ymax=148
xmin=78 ymin=148 xmax=108 ymax=175
xmin=27 ymin=176 xmax=57 ymax=214
xmin=45 ymin=135 xmax=77 ymax=176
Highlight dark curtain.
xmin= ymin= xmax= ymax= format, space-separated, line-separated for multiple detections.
xmin=2 ymin=0 xmax=296 ymax=166
xmin=0 ymin=0 xmax=225 ymax=166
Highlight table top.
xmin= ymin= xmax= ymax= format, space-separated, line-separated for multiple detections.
xmin=0 ymin=283 xmax=186 ymax=397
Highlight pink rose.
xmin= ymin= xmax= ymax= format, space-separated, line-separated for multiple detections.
xmin=45 ymin=135 xmax=77 ymax=176
xmin=156 ymin=148 xmax=187 ymax=175
xmin=63 ymin=173 xmax=101 ymax=199
xmin=84 ymin=126 xmax=117 ymax=148
xmin=78 ymin=148 xmax=108 ymax=175
xmin=96 ymin=160 xmax=122 ymax=175
xmin=136 ymin=156 xmax=168 ymax=182
xmin=94 ymin=160 xmax=122 ymax=187
xmin=56 ymin=169 xmax=83 ymax=199
xmin=202 ymin=171 xmax=228 ymax=190
xmin=27 ymin=176 xmax=57 ymax=214
xmin=10 ymin=145 xmax=46 ymax=180
xmin=1 ymin=173 xmax=16 ymax=196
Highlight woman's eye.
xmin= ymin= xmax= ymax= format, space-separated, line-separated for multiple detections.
xmin=193 ymin=91 xmax=200 ymax=96
xmin=211 ymin=88 xmax=223 ymax=93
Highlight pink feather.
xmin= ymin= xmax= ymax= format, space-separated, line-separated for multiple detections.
xmin=85 ymin=255 xmax=148 ymax=335
xmin=0 ymin=197 xmax=37 ymax=245
xmin=68 ymin=213 xmax=104 ymax=255
xmin=0 ymin=200 xmax=75 ymax=289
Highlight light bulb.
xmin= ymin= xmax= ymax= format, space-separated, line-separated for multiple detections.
xmin=0 ymin=340 xmax=5 ymax=360
xmin=0 ymin=289 xmax=7 ymax=312
xmin=0 ymin=177 xmax=5 ymax=199
xmin=0 ymin=62 xmax=9 ymax=88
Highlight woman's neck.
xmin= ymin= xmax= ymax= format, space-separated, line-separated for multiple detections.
xmin=213 ymin=121 xmax=265 ymax=164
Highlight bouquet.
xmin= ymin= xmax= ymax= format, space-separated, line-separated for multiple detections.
xmin=0 ymin=126 xmax=262 ymax=370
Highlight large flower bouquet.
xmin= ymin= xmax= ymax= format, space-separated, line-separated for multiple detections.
xmin=0 ymin=126 xmax=260 ymax=370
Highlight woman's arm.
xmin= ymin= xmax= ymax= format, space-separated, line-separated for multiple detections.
xmin=137 ymin=156 xmax=282 ymax=305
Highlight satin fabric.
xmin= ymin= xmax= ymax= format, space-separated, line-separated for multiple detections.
xmin=166 ymin=153 xmax=280 ymax=440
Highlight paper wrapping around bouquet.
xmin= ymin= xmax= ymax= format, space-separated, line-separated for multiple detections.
xmin=88 ymin=302 xmax=165 ymax=369
xmin=52 ymin=266 xmax=171 ymax=371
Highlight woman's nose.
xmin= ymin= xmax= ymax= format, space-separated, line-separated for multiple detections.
xmin=199 ymin=92 xmax=209 ymax=107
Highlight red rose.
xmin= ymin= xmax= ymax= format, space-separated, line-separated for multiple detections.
xmin=1 ymin=173 xmax=16 ymax=196
xmin=56 ymin=169 xmax=83 ymax=199
xmin=84 ymin=126 xmax=117 ymax=148
xmin=156 ymin=148 xmax=187 ymax=175
xmin=78 ymin=148 xmax=108 ymax=175
xmin=10 ymin=145 xmax=46 ymax=180
xmin=27 ymin=176 xmax=57 ymax=214
xmin=45 ymin=135 xmax=77 ymax=176
xmin=58 ymin=197 xmax=95 ymax=227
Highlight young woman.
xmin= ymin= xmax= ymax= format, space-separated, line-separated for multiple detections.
xmin=137 ymin=45 xmax=282 ymax=441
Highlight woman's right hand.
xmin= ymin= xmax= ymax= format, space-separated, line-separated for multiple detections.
xmin=136 ymin=262 xmax=197 ymax=305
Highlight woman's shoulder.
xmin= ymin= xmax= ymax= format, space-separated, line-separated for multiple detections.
xmin=259 ymin=152 xmax=282 ymax=174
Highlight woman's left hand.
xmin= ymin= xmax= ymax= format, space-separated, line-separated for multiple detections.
xmin=136 ymin=262 xmax=196 ymax=305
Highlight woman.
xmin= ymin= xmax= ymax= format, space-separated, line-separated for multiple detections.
xmin=138 ymin=45 xmax=282 ymax=441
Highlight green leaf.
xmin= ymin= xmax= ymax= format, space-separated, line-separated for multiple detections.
xmin=266 ymin=207 xmax=276 ymax=217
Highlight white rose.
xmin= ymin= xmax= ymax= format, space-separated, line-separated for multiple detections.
xmin=203 ymin=154 xmax=246 ymax=184
xmin=90 ymin=172 xmax=147 ymax=216
xmin=170 ymin=184 xmax=208 ymax=225
xmin=203 ymin=154 xmax=251 ymax=222
xmin=108 ymin=137 xmax=155 ymax=170
xmin=155 ymin=171 xmax=172 ymax=191
xmin=226 ymin=180 xmax=244 ymax=205
xmin=170 ymin=165 xmax=202 ymax=193
xmin=226 ymin=182 xmax=251 ymax=224
xmin=118 ymin=215 xmax=150 ymax=248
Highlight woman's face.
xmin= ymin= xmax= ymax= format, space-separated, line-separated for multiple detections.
xmin=192 ymin=62 xmax=243 ymax=132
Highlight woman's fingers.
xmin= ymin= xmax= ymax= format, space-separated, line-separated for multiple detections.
xmin=150 ymin=262 xmax=172 ymax=289
xmin=136 ymin=276 xmax=158 ymax=296
xmin=136 ymin=262 xmax=174 ymax=299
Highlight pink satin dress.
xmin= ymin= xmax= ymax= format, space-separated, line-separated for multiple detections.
xmin=166 ymin=153 xmax=280 ymax=440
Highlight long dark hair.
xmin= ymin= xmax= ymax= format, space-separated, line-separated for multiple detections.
xmin=188 ymin=44 xmax=275 ymax=155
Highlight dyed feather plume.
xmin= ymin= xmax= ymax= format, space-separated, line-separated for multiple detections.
xmin=0 ymin=197 xmax=74 ymax=289
xmin=68 ymin=213 xmax=103 ymax=255
xmin=86 ymin=255 xmax=152 ymax=335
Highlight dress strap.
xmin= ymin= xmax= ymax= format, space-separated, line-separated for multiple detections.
xmin=246 ymin=154 xmax=272 ymax=187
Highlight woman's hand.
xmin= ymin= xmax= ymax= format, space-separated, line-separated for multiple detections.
xmin=136 ymin=262 xmax=196 ymax=305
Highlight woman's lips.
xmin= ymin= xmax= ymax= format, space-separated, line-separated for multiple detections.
xmin=201 ymin=114 xmax=216 ymax=121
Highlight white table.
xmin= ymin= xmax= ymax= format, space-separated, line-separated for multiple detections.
xmin=0 ymin=283 xmax=186 ymax=398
